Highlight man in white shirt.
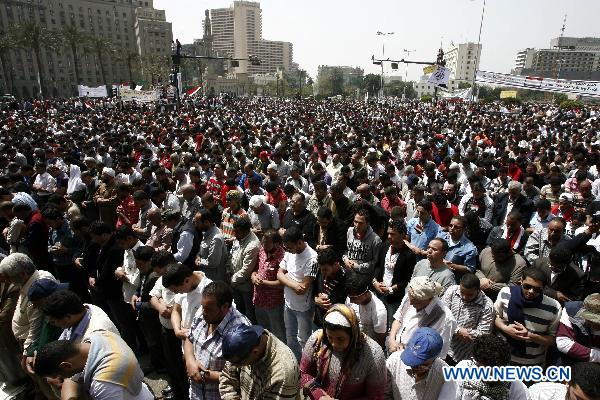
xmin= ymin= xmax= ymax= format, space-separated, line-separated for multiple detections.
xmin=114 ymin=226 xmax=143 ymax=311
xmin=33 ymin=161 xmax=57 ymax=195
xmin=345 ymin=270 xmax=387 ymax=347
xmin=277 ymin=226 xmax=318 ymax=360
xmin=386 ymin=327 xmax=448 ymax=400
xmin=162 ymin=263 xmax=212 ymax=341
xmin=149 ymin=251 xmax=188 ymax=400
xmin=388 ymin=276 xmax=456 ymax=359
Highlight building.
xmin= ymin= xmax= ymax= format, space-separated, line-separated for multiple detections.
xmin=512 ymin=37 xmax=600 ymax=81
xmin=207 ymin=1 xmax=293 ymax=74
xmin=384 ymin=75 xmax=403 ymax=84
xmin=0 ymin=0 xmax=172 ymax=98
xmin=511 ymin=48 xmax=536 ymax=75
xmin=414 ymin=76 xmax=459 ymax=99
xmin=443 ymin=42 xmax=482 ymax=83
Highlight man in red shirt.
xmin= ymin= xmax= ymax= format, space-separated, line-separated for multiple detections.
xmin=264 ymin=181 xmax=288 ymax=220
xmin=381 ymin=186 xmax=406 ymax=215
xmin=206 ymin=162 xmax=226 ymax=203
xmin=431 ymin=192 xmax=458 ymax=231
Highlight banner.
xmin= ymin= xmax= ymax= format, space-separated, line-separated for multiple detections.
xmin=120 ymin=88 xmax=158 ymax=103
xmin=500 ymin=90 xmax=518 ymax=99
xmin=427 ymin=66 xmax=450 ymax=87
xmin=476 ymin=70 xmax=600 ymax=98
xmin=77 ymin=85 xmax=107 ymax=98
xmin=423 ymin=65 xmax=437 ymax=75
xmin=440 ymin=88 xmax=472 ymax=100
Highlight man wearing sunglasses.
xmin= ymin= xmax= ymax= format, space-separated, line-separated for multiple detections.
xmin=494 ymin=267 xmax=562 ymax=366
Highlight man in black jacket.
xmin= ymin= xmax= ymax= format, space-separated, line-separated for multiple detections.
xmin=281 ymin=192 xmax=316 ymax=248
xmin=87 ymin=222 xmax=131 ymax=347
xmin=491 ymin=181 xmax=534 ymax=228
xmin=372 ymin=220 xmax=417 ymax=327
xmin=314 ymin=207 xmax=347 ymax=258
xmin=131 ymin=245 xmax=164 ymax=373
xmin=534 ymin=246 xmax=585 ymax=304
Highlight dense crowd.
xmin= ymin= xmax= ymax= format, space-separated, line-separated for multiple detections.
xmin=0 ymin=96 xmax=600 ymax=400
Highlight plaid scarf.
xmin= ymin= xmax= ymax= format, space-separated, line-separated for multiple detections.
xmin=462 ymin=380 xmax=511 ymax=400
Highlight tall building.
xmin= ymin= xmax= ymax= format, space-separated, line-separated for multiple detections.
xmin=0 ymin=0 xmax=172 ymax=98
xmin=512 ymin=37 xmax=600 ymax=80
xmin=443 ymin=42 xmax=482 ymax=83
xmin=512 ymin=48 xmax=536 ymax=75
xmin=207 ymin=1 xmax=293 ymax=75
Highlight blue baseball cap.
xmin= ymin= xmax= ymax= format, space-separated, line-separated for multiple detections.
xmin=27 ymin=279 xmax=69 ymax=302
xmin=400 ymin=327 xmax=443 ymax=367
xmin=222 ymin=325 xmax=264 ymax=360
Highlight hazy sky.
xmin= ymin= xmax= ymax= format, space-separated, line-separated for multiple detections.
xmin=154 ymin=0 xmax=600 ymax=81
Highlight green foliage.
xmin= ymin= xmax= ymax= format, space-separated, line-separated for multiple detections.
xmin=501 ymin=97 xmax=522 ymax=105
xmin=317 ymin=67 xmax=345 ymax=96
xmin=458 ymin=81 xmax=472 ymax=89
xmin=421 ymin=94 xmax=433 ymax=102
xmin=558 ymin=99 xmax=584 ymax=110
xmin=383 ymin=80 xmax=417 ymax=98
xmin=362 ymin=74 xmax=381 ymax=97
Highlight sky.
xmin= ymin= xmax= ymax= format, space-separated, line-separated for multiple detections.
xmin=154 ymin=0 xmax=600 ymax=82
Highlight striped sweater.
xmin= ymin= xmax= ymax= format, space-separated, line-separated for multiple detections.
xmin=494 ymin=286 xmax=561 ymax=366
xmin=219 ymin=331 xmax=301 ymax=399
xmin=83 ymin=331 xmax=144 ymax=396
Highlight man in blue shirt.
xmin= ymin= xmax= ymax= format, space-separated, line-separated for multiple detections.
xmin=406 ymin=199 xmax=443 ymax=260
xmin=439 ymin=215 xmax=478 ymax=281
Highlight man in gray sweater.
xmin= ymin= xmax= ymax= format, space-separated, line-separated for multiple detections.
xmin=342 ymin=209 xmax=382 ymax=277
xmin=411 ymin=237 xmax=456 ymax=295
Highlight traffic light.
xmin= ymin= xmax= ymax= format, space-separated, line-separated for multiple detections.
xmin=391 ymin=62 xmax=399 ymax=70
xmin=171 ymin=54 xmax=181 ymax=66
xmin=231 ymin=60 xmax=240 ymax=67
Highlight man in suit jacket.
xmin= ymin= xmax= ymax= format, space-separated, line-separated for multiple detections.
xmin=313 ymin=207 xmax=347 ymax=258
xmin=533 ymin=245 xmax=585 ymax=304
xmin=491 ymin=181 xmax=534 ymax=228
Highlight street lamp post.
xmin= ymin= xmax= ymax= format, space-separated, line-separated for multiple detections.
xmin=403 ymin=48 xmax=416 ymax=100
xmin=470 ymin=0 xmax=486 ymax=102
xmin=376 ymin=31 xmax=394 ymax=98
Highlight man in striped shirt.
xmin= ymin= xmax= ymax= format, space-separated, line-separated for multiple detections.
xmin=219 ymin=325 xmax=300 ymax=400
xmin=494 ymin=267 xmax=561 ymax=366
xmin=184 ymin=281 xmax=250 ymax=400
xmin=442 ymin=273 xmax=494 ymax=364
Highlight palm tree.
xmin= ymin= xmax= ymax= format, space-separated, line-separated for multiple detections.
xmin=114 ymin=50 xmax=140 ymax=84
xmin=88 ymin=36 xmax=114 ymax=86
xmin=0 ymin=33 xmax=14 ymax=94
xmin=11 ymin=22 xmax=60 ymax=98
xmin=60 ymin=22 xmax=90 ymax=87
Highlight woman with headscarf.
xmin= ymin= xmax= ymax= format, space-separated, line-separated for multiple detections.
xmin=299 ymin=304 xmax=386 ymax=400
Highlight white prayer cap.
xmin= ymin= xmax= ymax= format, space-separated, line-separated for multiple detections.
xmin=102 ymin=167 xmax=115 ymax=178
xmin=249 ymin=195 xmax=264 ymax=208
xmin=408 ymin=276 xmax=441 ymax=301
xmin=324 ymin=310 xmax=351 ymax=328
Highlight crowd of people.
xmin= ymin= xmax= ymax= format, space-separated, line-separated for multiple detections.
xmin=0 ymin=95 xmax=600 ymax=399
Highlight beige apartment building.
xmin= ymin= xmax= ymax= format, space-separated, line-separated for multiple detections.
xmin=207 ymin=1 xmax=293 ymax=75
xmin=0 ymin=0 xmax=172 ymax=98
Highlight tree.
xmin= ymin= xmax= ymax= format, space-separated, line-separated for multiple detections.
xmin=0 ymin=32 xmax=15 ymax=94
xmin=11 ymin=22 xmax=61 ymax=97
xmin=141 ymin=54 xmax=170 ymax=86
xmin=383 ymin=80 xmax=417 ymax=99
xmin=115 ymin=51 xmax=141 ymax=85
xmin=88 ymin=36 xmax=114 ymax=85
xmin=362 ymin=74 xmax=381 ymax=97
xmin=60 ymin=22 xmax=90 ymax=88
